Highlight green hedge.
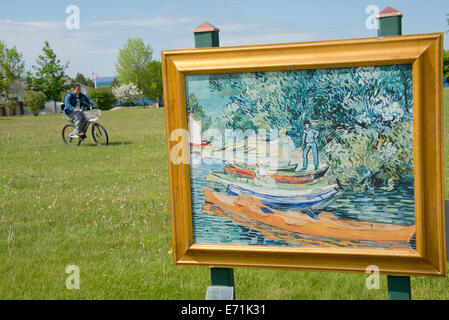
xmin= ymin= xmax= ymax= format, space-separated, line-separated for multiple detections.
xmin=22 ymin=90 xmax=46 ymax=116
xmin=87 ymin=87 xmax=116 ymax=110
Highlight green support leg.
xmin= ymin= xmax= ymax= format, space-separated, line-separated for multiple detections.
xmin=379 ymin=9 xmax=411 ymax=301
xmin=387 ymin=275 xmax=411 ymax=300
xmin=195 ymin=24 xmax=234 ymax=299
xmin=205 ymin=268 xmax=235 ymax=300
xmin=210 ymin=267 xmax=234 ymax=286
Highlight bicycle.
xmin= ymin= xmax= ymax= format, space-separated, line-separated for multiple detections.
xmin=61 ymin=107 xmax=109 ymax=146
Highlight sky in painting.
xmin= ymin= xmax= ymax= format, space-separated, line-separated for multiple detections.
xmin=186 ymin=75 xmax=228 ymax=120
xmin=0 ymin=0 xmax=447 ymax=77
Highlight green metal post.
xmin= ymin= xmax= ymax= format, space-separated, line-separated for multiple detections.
xmin=210 ymin=267 xmax=235 ymax=287
xmin=377 ymin=9 xmax=411 ymax=299
xmin=376 ymin=6 xmax=402 ymax=37
xmin=377 ymin=8 xmax=411 ymax=299
xmin=387 ymin=276 xmax=411 ymax=300
xmin=193 ymin=22 xmax=235 ymax=298
xmin=193 ymin=21 xmax=220 ymax=48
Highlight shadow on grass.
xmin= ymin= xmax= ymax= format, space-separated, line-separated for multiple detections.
xmin=82 ymin=141 xmax=133 ymax=147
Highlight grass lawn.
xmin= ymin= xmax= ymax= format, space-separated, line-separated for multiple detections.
xmin=0 ymin=90 xmax=449 ymax=299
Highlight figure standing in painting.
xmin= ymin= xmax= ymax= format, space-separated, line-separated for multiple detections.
xmin=279 ymin=128 xmax=295 ymax=166
xmin=301 ymin=120 xmax=320 ymax=171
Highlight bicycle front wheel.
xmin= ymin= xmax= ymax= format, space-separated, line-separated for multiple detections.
xmin=92 ymin=123 xmax=109 ymax=146
xmin=62 ymin=124 xmax=81 ymax=146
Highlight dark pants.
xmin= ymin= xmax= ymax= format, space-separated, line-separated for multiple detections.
xmin=68 ymin=111 xmax=88 ymax=133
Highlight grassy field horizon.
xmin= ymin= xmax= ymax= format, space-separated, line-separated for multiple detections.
xmin=0 ymin=88 xmax=448 ymax=299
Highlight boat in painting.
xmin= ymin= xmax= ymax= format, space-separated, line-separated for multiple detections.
xmin=202 ymin=188 xmax=416 ymax=242
xmin=227 ymin=184 xmax=341 ymax=208
xmin=206 ymin=172 xmax=329 ymax=190
xmin=224 ymin=165 xmax=329 ymax=183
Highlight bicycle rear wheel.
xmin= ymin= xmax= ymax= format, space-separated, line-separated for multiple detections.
xmin=92 ymin=123 xmax=109 ymax=146
xmin=62 ymin=124 xmax=81 ymax=146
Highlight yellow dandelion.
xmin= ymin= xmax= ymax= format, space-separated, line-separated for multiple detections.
xmin=168 ymin=250 xmax=172 ymax=255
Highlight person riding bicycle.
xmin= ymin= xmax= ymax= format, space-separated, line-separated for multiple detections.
xmin=64 ymin=84 xmax=97 ymax=136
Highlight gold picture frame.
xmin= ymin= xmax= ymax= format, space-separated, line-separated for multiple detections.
xmin=161 ymin=33 xmax=446 ymax=277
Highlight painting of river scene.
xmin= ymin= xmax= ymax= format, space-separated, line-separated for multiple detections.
xmin=186 ymin=64 xmax=416 ymax=251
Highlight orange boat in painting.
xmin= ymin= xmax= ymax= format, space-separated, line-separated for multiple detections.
xmin=224 ymin=166 xmax=315 ymax=184
xmin=202 ymin=188 xmax=416 ymax=242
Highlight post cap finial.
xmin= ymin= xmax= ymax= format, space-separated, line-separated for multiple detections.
xmin=193 ymin=21 xmax=220 ymax=33
xmin=376 ymin=6 xmax=402 ymax=19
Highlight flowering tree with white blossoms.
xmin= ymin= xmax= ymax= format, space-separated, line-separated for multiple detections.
xmin=112 ymin=83 xmax=143 ymax=106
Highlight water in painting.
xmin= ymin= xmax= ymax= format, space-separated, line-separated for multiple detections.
xmin=186 ymin=65 xmax=415 ymax=251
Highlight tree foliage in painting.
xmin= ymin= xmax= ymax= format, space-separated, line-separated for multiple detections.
xmin=187 ymin=93 xmax=211 ymax=131
xmin=208 ymin=65 xmax=413 ymax=190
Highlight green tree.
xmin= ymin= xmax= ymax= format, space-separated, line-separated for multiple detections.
xmin=0 ymin=41 xmax=25 ymax=99
xmin=110 ymin=77 xmax=119 ymax=87
xmin=87 ymin=79 xmax=95 ymax=88
xmin=87 ymin=87 xmax=115 ymax=110
xmin=75 ymin=72 xmax=87 ymax=84
xmin=444 ymin=50 xmax=449 ymax=80
xmin=22 ymin=90 xmax=46 ymax=116
xmin=31 ymin=41 xmax=69 ymax=113
xmin=116 ymin=38 xmax=151 ymax=93
xmin=75 ymin=72 xmax=87 ymax=85
xmin=115 ymin=38 xmax=162 ymax=101
xmin=145 ymin=60 xmax=163 ymax=101
xmin=74 ymin=73 xmax=95 ymax=88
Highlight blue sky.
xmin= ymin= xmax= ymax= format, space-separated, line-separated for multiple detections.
xmin=0 ymin=0 xmax=447 ymax=78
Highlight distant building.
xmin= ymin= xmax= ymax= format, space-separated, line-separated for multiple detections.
xmin=1 ymin=78 xmax=93 ymax=116
xmin=0 ymin=79 xmax=27 ymax=116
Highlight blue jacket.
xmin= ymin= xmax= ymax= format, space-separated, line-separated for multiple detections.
xmin=64 ymin=92 xmax=96 ymax=113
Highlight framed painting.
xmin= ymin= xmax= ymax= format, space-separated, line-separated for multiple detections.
xmin=161 ymin=33 xmax=446 ymax=277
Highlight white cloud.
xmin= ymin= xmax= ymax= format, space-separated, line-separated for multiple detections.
xmin=0 ymin=17 xmax=322 ymax=77
xmin=87 ymin=15 xmax=197 ymax=31
xmin=0 ymin=19 xmax=117 ymax=76
xmin=221 ymin=31 xmax=320 ymax=46
xmin=218 ymin=23 xmax=264 ymax=31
